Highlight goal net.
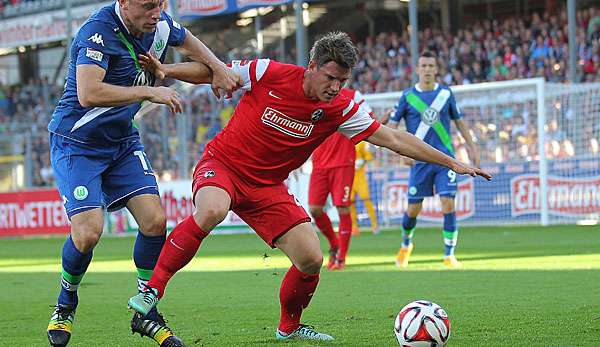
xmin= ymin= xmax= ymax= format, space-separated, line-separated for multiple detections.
xmin=363 ymin=78 xmax=600 ymax=227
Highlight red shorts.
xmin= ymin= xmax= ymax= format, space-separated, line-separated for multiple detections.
xmin=308 ymin=166 xmax=355 ymax=207
xmin=192 ymin=155 xmax=311 ymax=247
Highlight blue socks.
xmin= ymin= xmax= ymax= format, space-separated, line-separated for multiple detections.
xmin=401 ymin=214 xmax=417 ymax=247
xmin=58 ymin=236 xmax=93 ymax=307
xmin=133 ymin=231 xmax=166 ymax=320
xmin=443 ymin=212 xmax=458 ymax=256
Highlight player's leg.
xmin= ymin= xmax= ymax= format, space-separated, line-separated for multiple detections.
xmin=435 ymin=167 xmax=461 ymax=267
xmin=234 ymin=183 xmax=331 ymax=340
xmin=47 ymin=134 xmax=106 ymax=347
xmin=275 ymin=223 xmax=333 ymax=341
xmin=395 ymin=201 xmax=421 ymax=268
xmin=48 ymin=209 xmax=104 ymax=347
xmin=126 ymin=195 xmax=186 ymax=346
xmin=128 ymin=157 xmax=234 ymax=316
xmin=396 ymin=163 xmax=432 ymax=268
xmin=103 ymin=141 xmax=167 ymax=302
xmin=128 ymin=186 xmax=230 ymax=315
xmin=333 ymin=206 xmax=352 ymax=269
xmin=99 ymin=140 xmax=184 ymax=346
xmin=127 ymin=194 xmax=167 ymax=311
xmin=149 ymin=186 xmax=229 ymax=296
xmin=329 ymin=166 xmax=354 ymax=270
xmin=308 ymin=168 xmax=339 ymax=269
xmin=440 ymin=196 xmax=461 ymax=267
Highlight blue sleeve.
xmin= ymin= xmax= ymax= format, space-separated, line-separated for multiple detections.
xmin=162 ymin=11 xmax=186 ymax=47
xmin=448 ymin=90 xmax=462 ymax=120
xmin=390 ymin=93 xmax=407 ymax=122
xmin=74 ymin=21 xmax=118 ymax=71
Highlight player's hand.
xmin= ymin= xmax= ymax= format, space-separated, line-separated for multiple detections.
xmin=139 ymin=52 xmax=166 ymax=80
xmin=149 ymin=86 xmax=182 ymax=114
xmin=401 ymin=156 xmax=415 ymax=167
xmin=451 ymin=159 xmax=492 ymax=181
xmin=211 ymin=65 xmax=242 ymax=99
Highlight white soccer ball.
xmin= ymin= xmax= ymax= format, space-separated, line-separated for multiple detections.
xmin=394 ymin=300 xmax=451 ymax=346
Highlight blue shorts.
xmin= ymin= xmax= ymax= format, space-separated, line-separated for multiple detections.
xmin=50 ymin=133 xmax=159 ymax=218
xmin=407 ymin=162 xmax=457 ymax=203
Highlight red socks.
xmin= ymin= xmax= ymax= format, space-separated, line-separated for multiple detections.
xmin=278 ymin=265 xmax=320 ymax=334
xmin=313 ymin=213 xmax=339 ymax=250
xmin=337 ymin=212 xmax=352 ymax=262
xmin=148 ymin=215 xmax=209 ymax=298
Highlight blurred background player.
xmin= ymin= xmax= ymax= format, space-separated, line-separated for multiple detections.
xmin=45 ymin=0 xmax=239 ymax=346
xmin=389 ymin=51 xmax=480 ymax=268
xmin=308 ymin=87 xmax=364 ymax=271
xmin=350 ymin=141 xmax=380 ymax=236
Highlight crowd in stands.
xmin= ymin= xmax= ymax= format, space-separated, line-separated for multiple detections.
xmin=0 ymin=6 xmax=599 ymax=187
xmin=350 ymin=6 xmax=600 ymax=95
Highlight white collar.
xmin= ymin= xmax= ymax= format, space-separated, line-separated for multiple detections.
xmin=114 ymin=2 xmax=131 ymax=34
xmin=415 ymin=82 xmax=439 ymax=93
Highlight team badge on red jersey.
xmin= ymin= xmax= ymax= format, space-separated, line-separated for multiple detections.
xmin=311 ymin=108 xmax=325 ymax=122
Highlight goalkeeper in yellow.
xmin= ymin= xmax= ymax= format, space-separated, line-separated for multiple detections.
xmin=350 ymin=141 xmax=380 ymax=235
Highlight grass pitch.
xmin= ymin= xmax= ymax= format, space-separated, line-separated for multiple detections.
xmin=1 ymin=225 xmax=599 ymax=346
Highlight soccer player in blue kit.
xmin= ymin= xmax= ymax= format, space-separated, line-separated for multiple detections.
xmin=389 ymin=51 xmax=480 ymax=268
xmin=46 ymin=1 xmax=240 ymax=346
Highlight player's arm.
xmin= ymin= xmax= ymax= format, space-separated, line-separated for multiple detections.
xmin=366 ymin=125 xmax=491 ymax=180
xmin=175 ymin=29 xmax=242 ymax=97
xmin=76 ymin=64 xmax=182 ymax=113
xmin=454 ymin=118 xmax=481 ymax=168
xmin=138 ymin=53 xmax=213 ymax=84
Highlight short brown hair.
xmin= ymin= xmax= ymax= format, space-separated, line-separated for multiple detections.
xmin=309 ymin=31 xmax=358 ymax=69
xmin=420 ymin=51 xmax=437 ymax=59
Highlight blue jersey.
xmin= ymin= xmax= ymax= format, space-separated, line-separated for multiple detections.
xmin=48 ymin=2 xmax=186 ymax=145
xmin=391 ymin=83 xmax=462 ymax=157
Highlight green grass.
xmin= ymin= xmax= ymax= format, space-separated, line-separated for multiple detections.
xmin=1 ymin=225 xmax=600 ymax=346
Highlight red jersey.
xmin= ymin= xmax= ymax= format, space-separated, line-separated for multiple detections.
xmin=311 ymin=89 xmax=374 ymax=169
xmin=205 ymin=59 xmax=380 ymax=186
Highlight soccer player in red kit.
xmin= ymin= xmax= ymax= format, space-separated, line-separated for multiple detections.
xmin=309 ymin=88 xmax=370 ymax=270
xmin=128 ymin=32 xmax=491 ymax=342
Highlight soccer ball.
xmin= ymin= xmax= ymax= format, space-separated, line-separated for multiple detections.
xmin=394 ymin=300 xmax=450 ymax=346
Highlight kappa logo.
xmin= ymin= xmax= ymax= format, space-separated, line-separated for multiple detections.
xmin=204 ymin=170 xmax=216 ymax=178
xmin=311 ymin=108 xmax=324 ymax=122
xmin=261 ymin=107 xmax=314 ymax=138
xmin=87 ymin=33 xmax=104 ymax=46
